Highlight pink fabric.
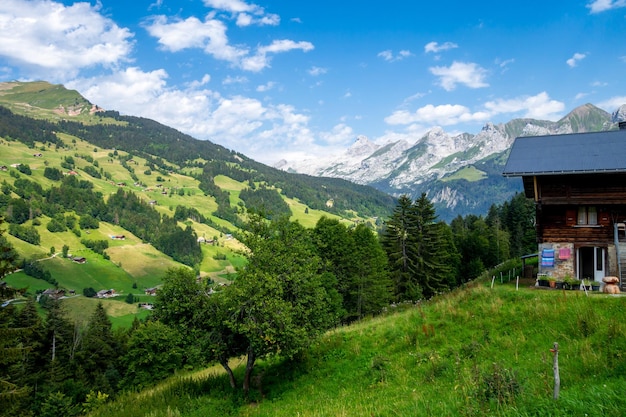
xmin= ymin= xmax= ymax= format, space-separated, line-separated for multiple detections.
xmin=559 ymin=248 xmax=570 ymax=259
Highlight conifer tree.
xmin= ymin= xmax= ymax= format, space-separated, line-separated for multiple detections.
xmin=411 ymin=193 xmax=454 ymax=298
xmin=77 ymin=303 xmax=119 ymax=393
xmin=382 ymin=194 xmax=456 ymax=300
xmin=381 ymin=195 xmax=421 ymax=300
xmin=349 ymin=224 xmax=393 ymax=318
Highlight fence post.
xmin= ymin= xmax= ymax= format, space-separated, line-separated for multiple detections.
xmin=551 ymin=342 xmax=560 ymax=400
xmin=491 ymin=276 xmax=495 ymax=288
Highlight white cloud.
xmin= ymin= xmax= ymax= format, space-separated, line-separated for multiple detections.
xmin=145 ymin=16 xmax=312 ymax=72
xmin=145 ymin=15 xmax=249 ymax=63
xmin=319 ymin=123 xmax=355 ymax=145
xmin=223 ymin=75 xmax=248 ymax=84
xmin=483 ymin=92 xmax=564 ymax=120
xmin=587 ymin=0 xmax=626 ymax=13
xmin=67 ymin=69 xmax=317 ymax=164
xmin=308 ymin=66 xmax=327 ymax=76
xmin=429 ymin=61 xmax=489 ymax=91
xmin=188 ymin=74 xmax=211 ymax=88
xmin=0 ymin=0 xmax=133 ymax=78
xmin=424 ymin=41 xmax=458 ymax=54
xmin=241 ymin=39 xmax=313 ymax=72
xmin=203 ymin=0 xmax=279 ymax=26
xmin=203 ymin=0 xmax=255 ymax=13
xmin=566 ymin=52 xmax=586 ymax=67
xmin=385 ymin=104 xmax=487 ymax=126
xmin=385 ymin=92 xmax=565 ymax=127
xmin=256 ymin=81 xmax=276 ymax=92
xmin=377 ymin=49 xmax=412 ymax=62
xmin=597 ymin=96 xmax=626 ymax=112
xmin=378 ymin=50 xmax=393 ymax=61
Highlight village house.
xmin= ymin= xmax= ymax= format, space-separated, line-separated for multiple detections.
xmin=41 ymin=288 xmax=65 ymax=300
xmin=503 ymin=124 xmax=626 ymax=289
xmin=96 ymin=289 xmax=116 ymax=298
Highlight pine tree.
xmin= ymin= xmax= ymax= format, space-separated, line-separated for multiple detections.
xmin=382 ymin=194 xmax=456 ymax=300
xmin=349 ymin=224 xmax=393 ymax=318
xmin=77 ymin=303 xmax=119 ymax=393
xmin=411 ymin=193 xmax=453 ymax=298
xmin=381 ymin=195 xmax=421 ymax=300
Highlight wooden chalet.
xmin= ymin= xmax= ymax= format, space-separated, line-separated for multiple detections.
xmin=503 ymin=126 xmax=626 ymax=288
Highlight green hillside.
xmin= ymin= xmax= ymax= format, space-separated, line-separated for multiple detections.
xmin=87 ymin=277 xmax=626 ymax=417
xmin=0 ymin=81 xmax=395 ymax=326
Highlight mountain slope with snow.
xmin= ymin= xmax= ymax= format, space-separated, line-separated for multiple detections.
xmin=277 ymin=103 xmax=617 ymax=221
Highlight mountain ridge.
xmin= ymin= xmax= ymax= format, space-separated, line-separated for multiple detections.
xmin=277 ymin=103 xmax=620 ymax=221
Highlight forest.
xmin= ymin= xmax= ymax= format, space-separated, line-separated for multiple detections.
xmin=0 ymin=188 xmax=536 ymax=416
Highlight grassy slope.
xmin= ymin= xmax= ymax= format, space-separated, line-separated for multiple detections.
xmin=0 ymin=131 xmax=369 ymax=327
xmin=88 ymin=278 xmax=626 ymax=417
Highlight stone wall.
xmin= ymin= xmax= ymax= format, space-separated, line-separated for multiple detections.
xmin=538 ymin=242 xmax=574 ymax=280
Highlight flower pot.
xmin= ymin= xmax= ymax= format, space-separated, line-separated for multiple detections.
xmin=538 ymin=279 xmax=549 ymax=287
xmin=549 ymin=280 xmax=556 ymax=288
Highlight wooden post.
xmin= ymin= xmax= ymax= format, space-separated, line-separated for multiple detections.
xmin=551 ymin=342 xmax=560 ymax=399
xmin=516 ymin=275 xmax=519 ymax=291
xmin=491 ymin=276 xmax=495 ymax=288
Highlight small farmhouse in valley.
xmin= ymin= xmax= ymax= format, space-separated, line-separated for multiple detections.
xmin=503 ymin=125 xmax=626 ymax=289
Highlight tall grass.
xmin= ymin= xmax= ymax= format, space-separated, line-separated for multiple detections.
xmin=87 ymin=280 xmax=626 ymax=417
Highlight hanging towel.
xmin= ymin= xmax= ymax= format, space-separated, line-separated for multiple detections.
xmin=541 ymin=249 xmax=555 ymax=267
xmin=559 ymin=248 xmax=570 ymax=260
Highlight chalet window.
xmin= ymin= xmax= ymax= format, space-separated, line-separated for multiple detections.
xmin=577 ymin=206 xmax=597 ymax=225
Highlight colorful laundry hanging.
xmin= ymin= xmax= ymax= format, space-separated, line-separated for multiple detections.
xmin=558 ymin=247 xmax=571 ymax=260
xmin=541 ymin=248 xmax=555 ymax=267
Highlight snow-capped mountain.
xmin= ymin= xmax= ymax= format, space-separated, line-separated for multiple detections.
xmin=276 ymin=103 xmax=617 ymax=221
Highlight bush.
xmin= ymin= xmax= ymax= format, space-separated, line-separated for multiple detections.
xmin=81 ymin=239 xmax=108 ymax=255
xmin=16 ymin=164 xmax=32 ymax=175
xmin=24 ymin=261 xmax=57 ymax=286
xmin=46 ymin=218 xmax=67 ymax=233
xmin=44 ymin=167 xmax=63 ymax=181
xmin=82 ymin=165 xmax=101 ymax=179
xmin=125 ymin=293 xmax=137 ymax=304
xmin=83 ymin=287 xmax=97 ymax=298
xmin=79 ymin=214 xmax=99 ymax=229
xmin=8 ymin=223 xmax=40 ymax=245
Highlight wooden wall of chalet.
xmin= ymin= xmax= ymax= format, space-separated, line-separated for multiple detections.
xmin=536 ymin=205 xmax=618 ymax=243
xmin=525 ymin=173 xmax=626 ymax=205
xmin=527 ymin=173 xmax=626 ymax=244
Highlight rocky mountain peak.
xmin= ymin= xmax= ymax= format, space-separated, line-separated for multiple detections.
xmin=347 ymin=135 xmax=379 ymax=157
xmin=611 ymin=104 xmax=626 ymax=123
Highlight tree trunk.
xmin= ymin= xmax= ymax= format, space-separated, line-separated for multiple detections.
xmin=242 ymin=346 xmax=256 ymax=395
xmin=219 ymin=357 xmax=237 ymax=389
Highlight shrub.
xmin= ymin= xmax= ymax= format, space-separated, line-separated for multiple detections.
xmin=83 ymin=287 xmax=97 ymax=298
xmin=46 ymin=218 xmax=67 ymax=233
xmin=43 ymin=167 xmax=63 ymax=181
xmin=8 ymin=223 xmax=40 ymax=245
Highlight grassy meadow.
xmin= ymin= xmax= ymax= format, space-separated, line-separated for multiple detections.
xmin=85 ymin=273 xmax=626 ymax=417
xmin=0 ymin=131 xmax=374 ymax=328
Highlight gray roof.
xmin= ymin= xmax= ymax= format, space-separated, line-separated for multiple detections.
xmin=502 ymin=129 xmax=626 ymax=177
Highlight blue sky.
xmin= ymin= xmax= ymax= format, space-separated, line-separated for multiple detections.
xmin=1 ymin=0 xmax=626 ymax=164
